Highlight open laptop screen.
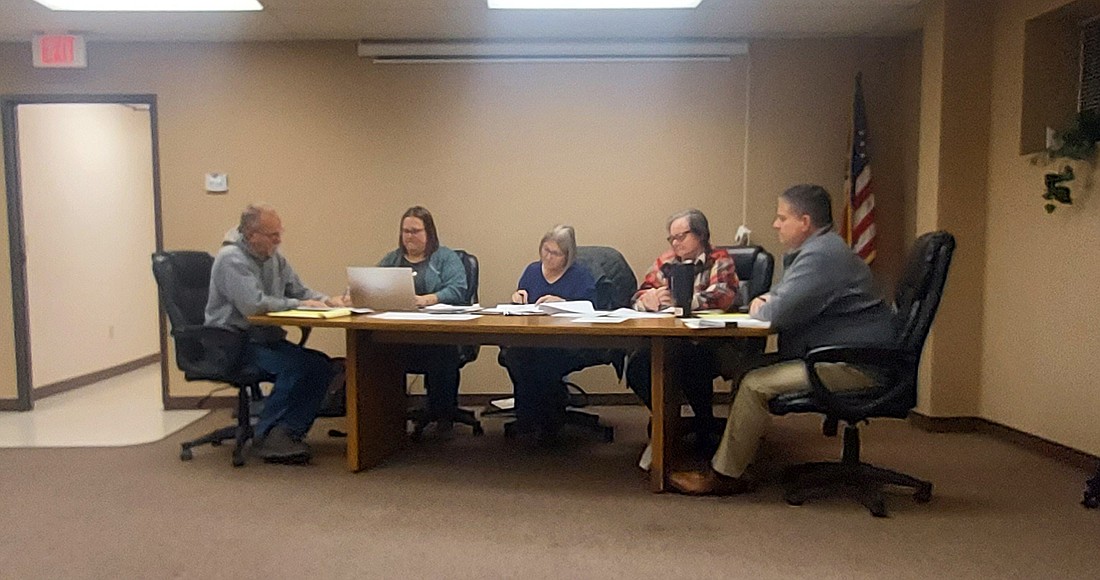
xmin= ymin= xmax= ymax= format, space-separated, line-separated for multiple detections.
xmin=347 ymin=267 xmax=417 ymax=312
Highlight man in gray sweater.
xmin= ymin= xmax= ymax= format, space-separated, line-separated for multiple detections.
xmin=205 ymin=204 xmax=347 ymax=464
xmin=670 ymin=184 xmax=896 ymax=495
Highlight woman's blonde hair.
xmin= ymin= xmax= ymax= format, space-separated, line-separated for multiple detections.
xmin=540 ymin=224 xmax=578 ymax=270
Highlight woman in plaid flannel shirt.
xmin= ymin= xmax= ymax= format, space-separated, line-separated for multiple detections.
xmin=627 ymin=209 xmax=740 ymax=468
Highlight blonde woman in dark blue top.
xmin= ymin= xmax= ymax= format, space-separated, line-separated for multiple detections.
xmin=500 ymin=225 xmax=602 ymax=442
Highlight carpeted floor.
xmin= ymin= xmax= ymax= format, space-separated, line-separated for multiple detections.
xmin=1 ymin=406 xmax=1097 ymax=579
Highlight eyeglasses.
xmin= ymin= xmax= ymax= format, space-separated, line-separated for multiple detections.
xmin=401 ymin=227 xmax=426 ymax=235
xmin=666 ymin=231 xmax=692 ymax=244
xmin=541 ymin=248 xmax=565 ymax=258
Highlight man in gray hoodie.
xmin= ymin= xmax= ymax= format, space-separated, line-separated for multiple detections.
xmin=670 ymin=184 xmax=896 ymax=495
xmin=205 ymin=204 xmax=347 ymax=464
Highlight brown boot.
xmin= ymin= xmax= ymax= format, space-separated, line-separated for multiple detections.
xmin=669 ymin=468 xmax=751 ymax=496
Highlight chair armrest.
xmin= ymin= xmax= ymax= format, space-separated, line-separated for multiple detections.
xmin=804 ymin=345 xmax=910 ymax=371
xmin=800 ymin=345 xmax=913 ymax=422
xmin=172 ymin=325 xmax=249 ymax=380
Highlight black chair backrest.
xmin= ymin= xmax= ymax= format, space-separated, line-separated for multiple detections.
xmin=575 ymin=246 xmax=637 ymax=310
xmin=152 ymin=251 xmax=214 ymax=331
xmin=718 ymin=245 xmax=775 ymax=305
xmin=894 ymin=231 xmax=956 ymax=359
xmin=452 ymin=249 xmax=479 ymax=306
xmin=865 ymin=231 xmax=955 ymax=417
xmin=451 ymin=250 xmax=481 ymax=367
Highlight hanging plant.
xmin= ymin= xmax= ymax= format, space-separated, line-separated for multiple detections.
xmin=1034 ymin=109 xmax=1100 ymax=213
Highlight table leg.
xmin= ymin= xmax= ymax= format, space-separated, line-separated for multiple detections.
xmin=345 ymin=329 xmax=406 ymax=472
xmin=649 ymin=337 xmax=682 ymax=492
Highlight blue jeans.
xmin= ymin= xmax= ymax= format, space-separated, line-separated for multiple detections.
xmin=248 ymin=340 xmax=334 ymax=439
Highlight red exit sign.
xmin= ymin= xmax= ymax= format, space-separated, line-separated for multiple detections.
xmin=32 ymin=34 xmax=87 ymax=69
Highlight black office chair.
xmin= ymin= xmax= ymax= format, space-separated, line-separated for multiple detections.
xmin=718 ymin=245 xmax=776 ymax=309
xmin=407 ymin=249 xmax=484 ymax=439
xmin=767 ymin=231 xmax=956 ymax=517
xmin=152 ymin=251 xmax=266 ymax=467
xmin=1084 ymin=464 xmax=1099 ymax=508
xmin=499 ymin=245 xmax=637 ymax=442
xmin=715 ymin=244 xmax=775 ymax=373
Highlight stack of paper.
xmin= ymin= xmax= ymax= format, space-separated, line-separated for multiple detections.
xmin=696 ymin=312 xmax=771 ymax=329
xmin=682 ymin=318 xmax=727 ymax=329
xmin=732 ymin=318 xmax=771 ymax=329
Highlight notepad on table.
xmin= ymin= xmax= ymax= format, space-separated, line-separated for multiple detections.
xmin=696 ymin=312 xmax=751 ymax=321
xmin=268 ymin=308 xmax=353 ymax=319
xmin=695 ymin=312 xmax=771 ymax=329
xmin=682 ymin=318 xmax=727 ymax=329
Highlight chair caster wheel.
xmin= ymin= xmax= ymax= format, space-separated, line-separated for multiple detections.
xmin=232 ymin=450 xmax=246 ymax=467
xmin=180 ymin=447 xmax=193 ymax=461
xmin=210 ymin=440 xmax=222 ymax=447
xmin=1083 ymin=493 xmax=1099 ymax=509
xmin=914 ymin=483 xmax=933 ymax=503
xmin=868 ymin=499 xmax=888 ymax=518
xmin=784 ymin=492 xmax=805 ymax=506
xmin=473 ymin=424 xmax=485 ymax=436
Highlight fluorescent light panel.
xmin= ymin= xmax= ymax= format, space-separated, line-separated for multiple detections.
xmin=489 ymin=0 xmax=702 ymax=9
xmin=33 ymin=0 xmax=263 ymax=11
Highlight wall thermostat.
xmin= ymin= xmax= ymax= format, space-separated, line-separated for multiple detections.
xmin=205 ymin=173 xmax=229 ymax=193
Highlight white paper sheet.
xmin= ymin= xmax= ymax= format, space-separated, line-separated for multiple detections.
xmin=482 ymin=304 xmax=544 ymax=315
xmin=370 ymin=312 xmax=481 ymax=321
xmin=604 ymin=307 xmax=672 ymax=319
xmin=537 ymin=300 xmax=595 ymax=315
xmin=421 ymin=303 xmax=481 ymax=314
xmin=571 ymin=316 xmax=628 ymax=324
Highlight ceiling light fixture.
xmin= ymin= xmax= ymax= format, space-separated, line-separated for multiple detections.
xmin=32 ymin=0 xmax=263 ymax=11
xmin=488 ymin=0 xmax=702 ymax=9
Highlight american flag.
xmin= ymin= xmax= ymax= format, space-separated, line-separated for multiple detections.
xmin=844 ymin=73 xmax=877 ymax=263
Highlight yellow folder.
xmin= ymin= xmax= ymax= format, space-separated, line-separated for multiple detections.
xmin=267 ymin=308 xmax=352 ymax=319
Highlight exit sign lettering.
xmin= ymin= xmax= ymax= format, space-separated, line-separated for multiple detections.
xmin=32 ymin=35 xmax=87 ymax=69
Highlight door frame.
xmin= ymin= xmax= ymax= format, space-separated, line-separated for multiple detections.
xmin=1 ymin=94 xmax=164 ymax=411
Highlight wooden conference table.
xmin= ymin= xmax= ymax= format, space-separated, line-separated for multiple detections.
xmin=250 ymin=312 xmax=770 ymax=492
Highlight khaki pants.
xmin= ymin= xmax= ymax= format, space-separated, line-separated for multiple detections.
xmin=711 ymin=360 xmax=876 ymax=478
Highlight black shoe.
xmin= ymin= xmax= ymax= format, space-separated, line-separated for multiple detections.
xmin=433 ymin=419 xmax=455 ymax=441
xmin=536 ymin=422 xmax=563 ymax=447
xmin=253 ymin=426 xmax=311 ymax=464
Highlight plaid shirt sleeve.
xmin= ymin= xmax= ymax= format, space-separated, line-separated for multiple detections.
xmin=631 ymin=251 xmax=673 ymax=310
xmin=692 ymin=248 xmax=739 ymax=311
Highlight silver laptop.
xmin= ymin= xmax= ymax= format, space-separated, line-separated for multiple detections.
xmin=347 ymin=267 xmax=417 ymax=311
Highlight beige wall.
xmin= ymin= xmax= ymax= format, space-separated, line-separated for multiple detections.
xmin=914 ymin=0 xmax=995 ymax=418
xmin=0 ymin=38 xmax=918 ymax=401
xmin=980 ymin=0 xmax=1100 ymax=454
xmin=18 ymin=103 xmax=159 ymax=388
xmin=914 ymin=0 xmax=1100 ymax=455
